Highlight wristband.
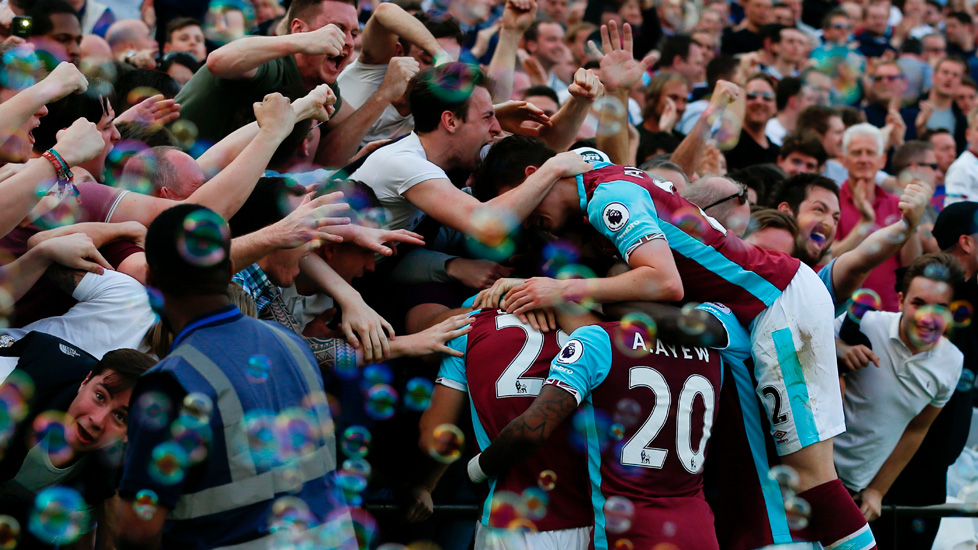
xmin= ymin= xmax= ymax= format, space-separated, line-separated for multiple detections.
xmin=467 ymin=454 xmax=488 ymax=483
xmin=41 ymin=149 xmax=79 ymax=203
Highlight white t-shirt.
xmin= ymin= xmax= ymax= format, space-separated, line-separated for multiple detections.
xmin=833 ymin=310 xmax=962 ymax=492
xmin=944 ymin=150 xmax=978 ymax=206
xmin=336 ymin=59 xmax=415 ymax=147
xmin=350 ymin=132 xmax=448 ymax=233
xmin=0 ymin=271 xmax=156 ymax=382
xmin=766 ymin=117 xmax=787 ymax=147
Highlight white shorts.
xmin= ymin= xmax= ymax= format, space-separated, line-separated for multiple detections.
xmin=749 ymin=263 xmax=846 ymax=456
xmin=474 ymin=523 xmax=591 ymax=550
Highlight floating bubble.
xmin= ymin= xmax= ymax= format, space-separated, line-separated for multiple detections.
xmin=135 ymin=390 xmax=173 ymax=430
xmin=470 ymin=205 xmax=519 ymax=249
xmin=79 ymin=59 xmax=116 ymax=97
xmin=958 ymin=369 xmax=975 ymax=393
xmin=149 ymin=441 xmax=190 ymax=485
xmin=203 ymin=0 xmax=255 ymax=45
xmin=556 ymin=264 xmax=598 ymax=310
xmin=268 ymin=496 xmax=316 ymax=535
xmin=593 ymin=96 xmax=626 ymax=137
xmin=341 ymin=425 xmax=372 ymax=459
xmin=809 ymin=48 xmax=863 ymax=105
xmin=427 ymin=423 xmax=464 ymax=463
xmin=488 ymin=490 xmax=528 ymax=529
xmin=951 ymin=300 xmax=973 ymax=328
xmin=613 ymin=539 xmax=635 ymax=550
xmin=521 ymin=487 xmax=549 ymax=520
xmin=246 ymin=355 xmax=271 ymax=383
xmin=671 ymin=206 xmax=710 ymax=241
xmin=301 ymin=391 xmax=337 ymax=440
xmin=613 ymin=398 xmax=643 ymax=428
xmin=177 ymin=209 xmax=229 ymax=267
xmin=32 ymin=411 xmax=74 ymax=463
xmin=613 ymin=312 xmax=657 ymax=357
xmin=244 ymin=411 xmax=278 ymax=468
xmin=337 ymin=458 xmax=371 ymax=495
xmin=541 ymin=240 xmax=579 ymax=278
xmin=347 ymin=507 xmax=379 ymax=548
xmin=603 ymin=496 xmax=635 ymax=534
xmin=768 ymin=464 xmax=800 ymax=493
xmin=170 ymin=415 xmax=210 ymax=464
xmin=104 ymin=140 xmax=153 ymax=195
xmin=706 ymin=108 xmax=743 ymax=151
xmin=678 ymin=303 xmax=710 ymax=336
xmin=426 ymin=63 xmax=478 ymax=103
xmin=364 ymin=384 xmax=398 ymax=420
xmin=133 ymin=489 xmax=159 ymax=521
xmin=847 ymin=288 xmax=881 ymax=322
xmin=570 ymin=408 xmax=612 ymax=452
xmin=537 ymin=469 xmax=557 ymax=491
xmin=610 ymin=423 xmax=626 ymax=440
xmin=31 ymin=191 xmax=80 ymax=230
xmin=0 ymin=370 xmax=34 ymax=451
xmin=0 ymin=46 xmax=42 ymax=90
xmin=404 ymin=377 xmax=434 ymax=411
xmin=170 ymin=120 xmax=199 ymax=148
xmin=276 ymin=407 xmax=319 ymax=460
xmin=911 ymin=518 xmax=926 ymax=533
xmin=360 ymin=364 xmax=392 ymax=389
xmin=783 ymin=494 xmax=811 ymax=530
xmin=29 ymin=486 xmax=89 ymax=544
xmin=908 ymin=304 xmax=951 ymax=349
xmin=181 ymin=392 xmax=214 ymax=426
xmin=0 ymin=516 xmax=19 ymax=550
xmin=146 ymin=286 xmax=165 ymax=320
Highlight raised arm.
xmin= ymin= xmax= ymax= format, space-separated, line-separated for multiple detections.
xmin=205 ymin=24 xmax=345 ymax=80
xmin=486 ymin=0 xmax=537 ymax=102
xmin=359 ymin=1 xmax=450 ymax=65
xmin=670 ymin=80 xmax=742 ymax=177
xmin=831 ymin=181 xmax=932 ymax=301
xmin=538 ymin=69 xmax=604 ymax=151
xmin=110 ymin=93 xmax=298 ymax=226
xmin=0 ymin=62 xmax=88 ymax=149
xmin=402 ymin=151 xmax=592 ymax=241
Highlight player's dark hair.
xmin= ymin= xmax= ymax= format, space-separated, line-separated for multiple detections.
xmin=768 ymin=172 xmax=839 ymax=213
xmin=471 ymin=135 xmax=556 ymax=202
xmin=409 ymin=63 xmax=491 ymax=134
xmin=901 ymin=253 xmax=965 ymax=294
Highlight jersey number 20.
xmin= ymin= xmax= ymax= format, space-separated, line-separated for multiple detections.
xmin=621 ymin=366 xmax=715 ymax=474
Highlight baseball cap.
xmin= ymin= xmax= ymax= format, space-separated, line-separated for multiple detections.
xmin=571 ymin=147 xmax=612 ymax=165
xmin=933 ymin=201 xmax=978 ymax=250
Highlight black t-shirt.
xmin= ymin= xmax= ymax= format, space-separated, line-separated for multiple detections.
xmin=721 ymin=28 xmax=764 ymax=56
xmin=0 ymin=332 xmax=120 ymax=538
xmin=724 ymin=129 xmax=781 ymax=171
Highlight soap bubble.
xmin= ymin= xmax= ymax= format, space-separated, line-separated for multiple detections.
xmin=364 ymin=384 xmax=398 ymax=420
xmin=341 ymin=426 xmax=371 ymax=459
xmin=427 ymin=423 xmax=465 ymax=463
xmin=603 ymin=496 xmax=635 ymax=534
xmin=403 ymin=377 xmax=434 ymax=411
xmin=133 ymin=489 xmax=159 ymax=521
xmin=613 ymin=312 xmax=656 ymax=357
xmin=538 ymin=469 xmax=557 ymax=491
xmin=177 ymin=209 xmax=229 ymax=267
xmin=847 ymin=289 xmax=881 ymax=322
xmin=149 ymin=441 xmax=189 ymax=485
xmin=29 ymin=486 xmax=89 ymax=544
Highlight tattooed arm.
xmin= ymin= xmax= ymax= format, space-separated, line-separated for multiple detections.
xmin=477 ymin=385 xmax=579 ymax=477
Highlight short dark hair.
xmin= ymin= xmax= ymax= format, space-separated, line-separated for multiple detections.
xmin=525 ymin=20 xmax=561 ymax=43
xmin=160 ymin=51 xmax=202 ymax=75
xmin=146 ymin=204 xmax=233 ymax=297
xmin=409 ymin=63 xmax=491 ymax=134
xmin=821 ymin=8 xmax=849 ymax=30
xmin=747 ymin=206 xmax=799 ymax=239
xmin=471 ymin=135 xmax=556 ymax=201
xmin=760 ymin=23 xmax=788 ymax=45
xmin=706 ymin=55 xmax=738 ymax=88
xmin=747 ymin=72 xmax=778 ymax=92
xmin=901 ymin=252 xmax=965 ymax=295
xmin=637 ymin=131 xmax=680 ymax=162
xmin=776 ymin=76 xmax=803 ymax=111
xmin=961 ymin=76 xmax=978 ymax=92
xmin=91 ymin=349 xmax=157 ymax=395
xmin=523 ymin=85 xmax=560 ymax=106
xmin=287 ymin=0 xmax=358 ymax=24
xmin=892 ymin=140 xmax=934 ymax=173
xmin=34 ymin=91 xmax=111 ymax=153
xmin=729 ymin=164 xmax=784 ymax=206
xmin=779 ymin=132 xmax=828 ymax=167
xmin=920 ymin=127 xmax=953 ymax=141
xmin=116 ymin=121 xmax=180 ymax=148
xmin=658 ymin=34 xmax=697 ymax=69
xmin=837 ymin=105 xmax=866 ymax=127
xmin=112 ymin=69 xmax=180 ymax=114
xmin=165 ymin=16 xmax=203 ymax=42
xmin=948 ymin=10 xmax=972 ymax=25
xmin=937 ymin=55 xmax=969 ymax=74
xmin=27 ymin=0 xmax=79 ymax=37
xmin=797 ymin=105 xmax=840 ymax=136
xmin=768 ymin=172 xmax=839 ymax=213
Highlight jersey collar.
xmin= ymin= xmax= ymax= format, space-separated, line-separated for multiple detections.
xmin=171 ymin=305 xmax=243 ymax=350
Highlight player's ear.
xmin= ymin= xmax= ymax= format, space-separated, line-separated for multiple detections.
xmin=524 ymin=165 xmax=539 ymax=177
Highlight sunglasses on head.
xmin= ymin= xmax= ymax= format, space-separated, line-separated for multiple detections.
xmin=705 ymin=185 xmax=749 ymax=210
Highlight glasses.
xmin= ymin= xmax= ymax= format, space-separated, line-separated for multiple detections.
xmin=915 ymin=162 xmax=939 ymax=169
xmin=746 ymin=91 xmax=775 ymax=101
xmin=705 ymin=185 xmax=749 ymax=210
xmin=872 ymin=74 xmax=905 ymax=82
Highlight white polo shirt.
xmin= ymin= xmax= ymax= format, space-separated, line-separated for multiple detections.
xmin=833 ymin=310 xmax=962 ymax=492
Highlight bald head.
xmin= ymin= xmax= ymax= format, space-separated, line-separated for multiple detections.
xmin=80 ymin=34 xmax=113 ymax=63
xmin=105 ymin=19 xmax=158 ymax=56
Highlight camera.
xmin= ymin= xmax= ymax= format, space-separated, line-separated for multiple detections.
xmin=11 ymin=15 xmax=32 ymax=38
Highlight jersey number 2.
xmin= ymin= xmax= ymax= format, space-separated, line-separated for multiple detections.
xmin=621 ymin=366 xmax=715 ymax=474
xmin=494 ymin=313 xmax=567 ymax=398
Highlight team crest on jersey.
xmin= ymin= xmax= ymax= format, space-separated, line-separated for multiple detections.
xmin=557 ymin=339 xmax=584 ymax=364
xmin=602 ymin=202 xmax=629 ymax=232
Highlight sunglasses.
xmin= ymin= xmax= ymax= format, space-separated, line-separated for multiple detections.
xmin=831 ymin=23 xmax=852 ymax=30
xmin=872 ymin=74 xmax=905 ymax=82
xmin=746 ymin=91 xmax=775 ymax=101
xmin=915 ymin=162 xmax=939 ymax=169
xmin=705 ymin=185 xmax=749 ymax=210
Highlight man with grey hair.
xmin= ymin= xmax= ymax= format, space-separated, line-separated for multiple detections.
xmin=682 ymin=175 xmax=751 ymax=235
xmin=835 ymin=122 xmax=922 ymax=310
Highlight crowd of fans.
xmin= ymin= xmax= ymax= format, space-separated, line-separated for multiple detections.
xmin=0 ymin=0 xmax=976 ymax=547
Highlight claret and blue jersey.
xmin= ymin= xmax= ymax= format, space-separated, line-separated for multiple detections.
xmin=578 ymin=162 xmax=801 ymax=325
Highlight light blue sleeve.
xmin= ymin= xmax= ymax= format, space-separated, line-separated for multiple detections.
xmin=544 ymin=325 xmax=613 ymax=405
xmin=818 ymin=258 xmax=852 ymax=318
xmin=586 ymin=180 xmax=665 ymax=262
xmin=436 ymin=331 xmax=469 ymax=392
xmin=696 ymin=302 xmax=751 ymax=366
